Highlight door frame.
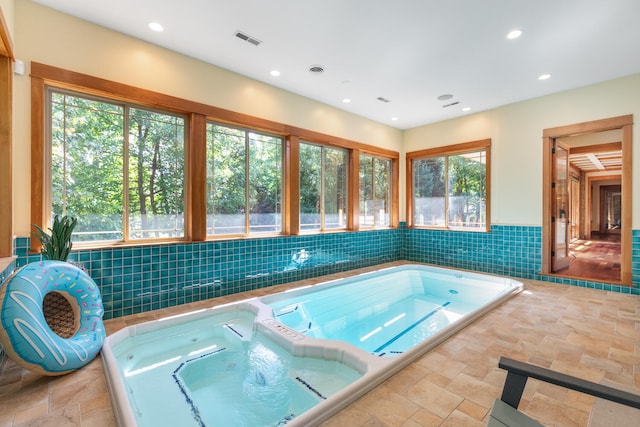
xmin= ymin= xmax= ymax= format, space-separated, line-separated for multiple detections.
xmin=542 ymin=115 xmax=632 ymax=285
xmin=569 ymin=174 xmax=580 ymax=241
xmin=0 ymin=6 xmax=13 ymax=259
xmin=599 ymin=184 xmax=622 ymax=234
xmin=586 ymin=175 xmax=621 ymax=239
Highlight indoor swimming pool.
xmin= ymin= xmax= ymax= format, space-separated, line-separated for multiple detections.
xmin=102 ymin=264 xmax=523 ymax=426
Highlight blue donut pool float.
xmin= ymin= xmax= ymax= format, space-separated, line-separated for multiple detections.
xmin=0 ymin=260 xmax=105 ymax=375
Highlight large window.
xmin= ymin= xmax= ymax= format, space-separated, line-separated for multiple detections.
xmin=299 ymin=142 xmax=348 ymax=231
xmin=49 ymin=90 xmax=186 ymax=242
xmin=31 ymin=64 xmax=399 ymax=249
xmin=206 ymin=123 xmax=283 ymax=236
xmin=408 ymin=139 xmax=490 ymax=231
xmin=359 ymin=154 xmax=392 ymax=228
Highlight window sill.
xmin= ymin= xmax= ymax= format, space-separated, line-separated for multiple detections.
xmin=71 ymin=238 xmax=186 ymax=251
xmin=357 ymin=226 xmax=396 ymax=231
xmin=409 ymin=225 xmax=490 ymax=233
xmin=0 ymin=256 xmax=16 ymax=273
xmin=63 ymin=227 xmax=401 ymax=252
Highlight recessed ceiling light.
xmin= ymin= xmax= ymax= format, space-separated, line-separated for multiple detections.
xmin=462 ymin=107 xmax=471 ymax=112
xmin=270 ymin=70 xmax=280 ymax=77
xmin=391 ymin=117 xmax=399 ymax=121
xmin=507 ymin=29 xmax=523 ymax=39
xmin=148 ymin=22 xmax=164 ymax=32
xmin=437 ymin=94 xmax=453 ymax=101
xmin=538 ymin=73 xmax=551 ymax=80
xmin=342 ymin=98 xmax=351 ymax=104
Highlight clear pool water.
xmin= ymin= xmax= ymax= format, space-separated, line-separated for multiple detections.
xmin=262 ymin=267 xmax=503 ymax=356
xmin=102 ymin=264 xmax=523 ymax=427
xmin=107 ymin=306 xmax=363 ymax=427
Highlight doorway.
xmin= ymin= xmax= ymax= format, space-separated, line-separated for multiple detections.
xmin=599 ymin=185 xmax=621 ymax=234
xmin=542 ymin=115 xmax=632 ymax=285
xmin=565 ymin=175 xmax=623 ymax=281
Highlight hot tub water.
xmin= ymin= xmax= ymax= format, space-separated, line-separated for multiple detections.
xmin=102 ymin=264 xmax=523 ymax=427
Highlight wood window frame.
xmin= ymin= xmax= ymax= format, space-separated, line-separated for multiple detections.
xmin=298 ymin=141 xmax=352 ymax=233
xmin=30 ymin=62 xmax=399 ymax=251
xmin=205 ymin=121 xmax=286 ymax=238
xmin=38 ymin=86 xmax=191 ymax=246
xmin=406 ymin=139 xmax=491 ymax=232
xmin=358 ymin=152 xmax=396 ymax=229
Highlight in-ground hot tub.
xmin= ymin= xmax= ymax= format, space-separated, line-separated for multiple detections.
xmin=102 ymin=264 xmax=523 ymax=426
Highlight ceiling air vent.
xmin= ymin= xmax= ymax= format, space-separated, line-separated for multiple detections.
xmin=377 ymin=97 xmax=391 ymax=103
xmin=442 ymin=101 xmax=460 ymax=108
xmin=234 ymin=31 xmax=262 ymax=46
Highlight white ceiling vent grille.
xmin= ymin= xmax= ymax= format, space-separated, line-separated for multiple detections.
xmin=442 ymin=101 xmax=460 ymax=108
xmin=377 ymin=96 xmax=391 ymax=103
xmin=234 ymin=31 xmax=261 ymax=46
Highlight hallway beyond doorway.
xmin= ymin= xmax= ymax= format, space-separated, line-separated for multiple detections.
xmin=564 ymin=232 xmax=621 ymax=282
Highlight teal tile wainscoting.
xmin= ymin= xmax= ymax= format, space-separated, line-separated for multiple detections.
xmin=2 ymin=226 xmax=639 ymax=321
xmin=10 ymin=230 xmax=401 ymax=320
xmin=403 ymin=224 xmax=542 ymax=279
xmin=403 ymin=225 xmax=640 ymax=294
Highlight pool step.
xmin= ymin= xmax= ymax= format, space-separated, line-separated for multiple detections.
xmin=223 ymin=322 xmax=253 ymax=341
xmin=275 ymin=305 xmax=314 ymax=334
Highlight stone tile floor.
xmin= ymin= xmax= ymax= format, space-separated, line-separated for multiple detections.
xmin=1 ymin=262 xmax=638 ymax=426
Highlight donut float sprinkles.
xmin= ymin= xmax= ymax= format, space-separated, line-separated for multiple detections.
xmin=0 ymin=260 xmax=105 ymax=375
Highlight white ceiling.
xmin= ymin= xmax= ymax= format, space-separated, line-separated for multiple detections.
xmin=33 ymin=0 xmax=640 ymax=130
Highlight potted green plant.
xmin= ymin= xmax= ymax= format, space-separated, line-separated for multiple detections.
xmin=32 ymin=215 xmax=78 ymax=262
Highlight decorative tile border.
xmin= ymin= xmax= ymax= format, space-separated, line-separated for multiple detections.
xmin=3 ymin=226 xmax=638 ymax=321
